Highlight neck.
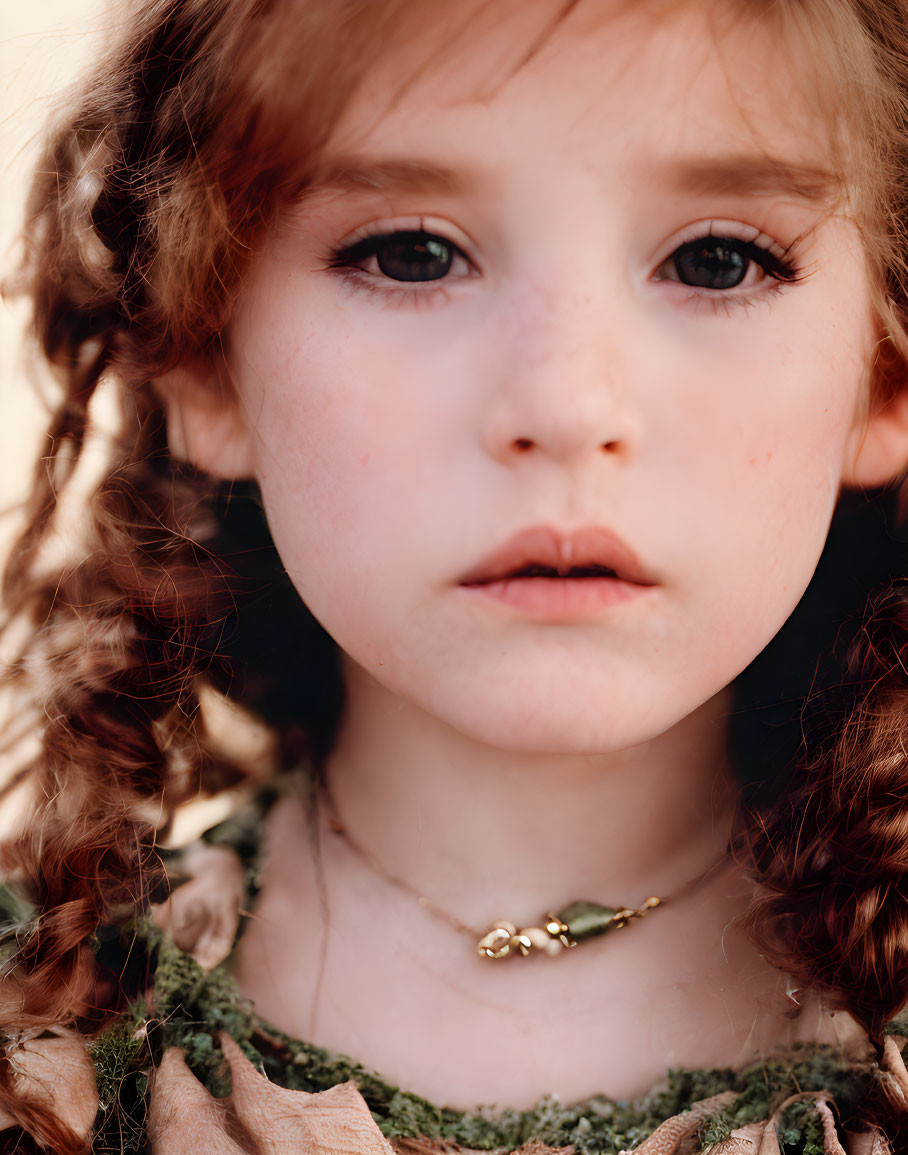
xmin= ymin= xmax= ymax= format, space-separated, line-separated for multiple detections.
xmin=324 ymin=659 xmax=737 ymax=929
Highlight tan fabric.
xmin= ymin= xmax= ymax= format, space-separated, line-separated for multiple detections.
xmin=0 ymin=998 xmax=898 ymax=1153
xmin=143 ymin=1038 xmax=893 ymax=1155
xmin=152 ymin=842 xmax=247 ymax=973
xmin=615 ymin=1091 xmax=737 ymax=1153
xmin=845 ymin=1130 xmax=890 ymax=1155
xmin=880 ymin=1035 xmax=908 ymax=1106
xmin=148 ymin=1034 xmax=570 ymax=1154
xmin=149 ymin=1032 xmax=395 ymax=1153
xmin=619 ymin=1089 xmax=887 ymax=1155
xmin=0 ymin=1025 xmax=97 ymax=1140
xmin=390 ymin=1140 xmax=569 ymax=1153
xmin=0 ymin=1020 xmax=891 ymax=1155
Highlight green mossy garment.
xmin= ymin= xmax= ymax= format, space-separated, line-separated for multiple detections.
xmin=1 ymin=787 xmax=900 ymax=1153
xmin=89 ymin=919 xmax=891 ymax=1154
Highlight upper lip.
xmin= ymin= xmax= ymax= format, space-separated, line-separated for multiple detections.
xmin=459 ymin=525 xmax=657 ymax=586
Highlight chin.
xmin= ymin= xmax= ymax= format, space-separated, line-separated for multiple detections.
xmin=423 ymin=682 xmax=695 ymax=756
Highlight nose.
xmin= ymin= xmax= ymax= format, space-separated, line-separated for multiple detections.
xmin=479 ymin=284 xmax=638 ymax=468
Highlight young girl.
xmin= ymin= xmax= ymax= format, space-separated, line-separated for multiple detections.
xmin=2 ymin=0 xmax=908 ymax=1151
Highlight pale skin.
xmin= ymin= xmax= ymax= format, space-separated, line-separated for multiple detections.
xmin=164 ymin=0 xmax=908 ymax=1111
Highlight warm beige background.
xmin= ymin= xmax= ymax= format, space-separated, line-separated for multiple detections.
xmin=0 ymin=2 xmax=106 ymax=822
xmin=1 ymin=0 xmax=107 ymax=539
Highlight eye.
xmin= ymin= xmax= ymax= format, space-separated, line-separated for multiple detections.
xmin=329 ymin=230 xmax=471 ymax=283
xmin=654 ymin=234 xmax=800 ymax=291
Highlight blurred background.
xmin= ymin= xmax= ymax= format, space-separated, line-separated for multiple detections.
xmin=1 ymin=1 xmax=107 ymax=549
xmin=0 ymin=3 xmax=107 ymax=827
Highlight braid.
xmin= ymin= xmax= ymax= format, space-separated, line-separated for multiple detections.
xmin=742 ymin=578 xmax=908 ymax=1037
xmin=2 ymin=414 xmax=240 ymax=989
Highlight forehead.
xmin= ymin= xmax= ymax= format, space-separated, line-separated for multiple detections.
xmin=318 ymin=0 xmax=848 ymax=208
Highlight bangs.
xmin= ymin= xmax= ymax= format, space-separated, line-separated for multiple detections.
xmin=24 ymin=0 xmax=908 ymax=401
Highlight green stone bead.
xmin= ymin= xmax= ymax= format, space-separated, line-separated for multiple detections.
xmin=557 ymin=900 xmax=620 ymax=942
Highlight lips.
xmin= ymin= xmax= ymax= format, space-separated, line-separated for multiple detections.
xmin=457 ymin=526 xmax=656 ymax=622
xmin=459 ymin=525 xmax=656 ymax=588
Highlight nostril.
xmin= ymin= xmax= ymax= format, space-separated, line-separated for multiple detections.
xmin=513 ymin=437 xmax=535 ymax=452
xmin=600 ymin=440 xmax=620 ymax=453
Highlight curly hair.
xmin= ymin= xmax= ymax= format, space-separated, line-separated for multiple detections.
xmin=1 ymin=0 xmax=907 ymax=1150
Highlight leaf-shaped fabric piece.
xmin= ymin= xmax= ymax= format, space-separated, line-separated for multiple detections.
xmin=0 ymin=1025 xmax=98 ymax=1140
xmin=149 ymin=1031 xmax=396 ymax=1153
xmin=617 ymin=1091 xmax=737 ymax=1153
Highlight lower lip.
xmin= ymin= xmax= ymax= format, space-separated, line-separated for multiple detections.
xmin=460 ymin=576 xmax=653 ymax=622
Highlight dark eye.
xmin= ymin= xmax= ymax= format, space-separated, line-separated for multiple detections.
xmin=332 ymin=230 xmax=462 ymax=283
xmin=656 ymin=235 xmax=798 ymax=292
xmin=671 ymin=239 xmax=749 ymax=289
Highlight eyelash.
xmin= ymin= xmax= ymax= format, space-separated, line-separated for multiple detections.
xmin=326 ymin=227 xmax=473 ymax=309
xmin=325 ymin=225 xmax=806 ymax=312
xmin=652 ymin=228 xmax=805 ymax=314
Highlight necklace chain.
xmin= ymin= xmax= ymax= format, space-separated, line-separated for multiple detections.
xmin=320 ymin=783 xmax=728 ymax=962
xmin=327 ymin=803 xmax=480 ymax=936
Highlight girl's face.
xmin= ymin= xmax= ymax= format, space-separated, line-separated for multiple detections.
xmin=219 ymin=1 xmax=880 ymax=753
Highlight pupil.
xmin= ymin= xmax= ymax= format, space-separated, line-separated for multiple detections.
xmin=675 ymin=242 xmax=747 ymax=290
xmin=376 ymin=234 xmax=453 ymax=282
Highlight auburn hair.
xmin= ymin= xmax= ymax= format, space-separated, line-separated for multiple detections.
xmin=0 ymin=0 xmax=907 ymax=1150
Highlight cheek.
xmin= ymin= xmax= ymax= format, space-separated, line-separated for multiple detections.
xmin=242 ymin=339 xmax=444 ymax=652
xmin=653 ymin=323 xmax=867 ymax=641
xmin=237 ymin=265 xmax=482 ymax=558
xmin=662 ymin=297 xmax=866 ymax=493
xmin=255 ymin=389 xmax=392 ymax=564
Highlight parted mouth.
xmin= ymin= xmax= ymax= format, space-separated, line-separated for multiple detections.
xmin=498 ymin=562 xmax=619 ymax=579
xmin=459 ymin=525 xmax=656 ymax=588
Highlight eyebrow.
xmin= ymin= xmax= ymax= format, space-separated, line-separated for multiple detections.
xmin=309 ymin=156 xmax=468 ymax=197
xmin=654 ymin=153 xmax=841 ymax=206
xmin=308 ymin=151 xmax=841 ymax=208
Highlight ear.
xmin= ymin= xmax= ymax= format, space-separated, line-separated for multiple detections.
xmin=155 ymin=365 xmax=257 ymax=480
xmin=842 ymin=386 xmax=908 ymax=489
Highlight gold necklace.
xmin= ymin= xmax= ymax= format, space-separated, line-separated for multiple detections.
xmin=319 ymin=786 xmax=718 ymax=962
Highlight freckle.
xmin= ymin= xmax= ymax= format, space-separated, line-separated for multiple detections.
xmin=748 ymin=457 xmax=758 ymax=465
xmin=360 ymin=453 xmax=370 ymax=465
xmin=766 ymin=452 xmax=772 ymax=462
